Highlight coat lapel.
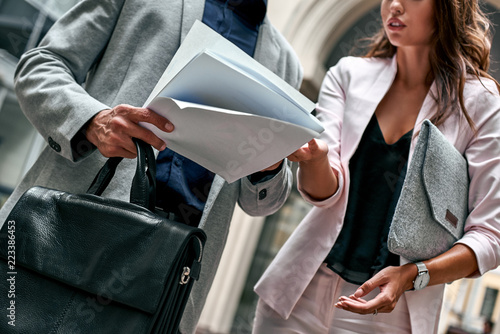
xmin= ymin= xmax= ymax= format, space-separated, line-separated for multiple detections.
xmin=341 ymin=56 xmax=398 ymax=163
xmin=409 ymin=81 xmax=438 ymax=159
xmin=198 ymin=175 xmax=226 ymax=229
xmin=253 ymin=18 xmax=276 ymax=68
xmin=180 ymin=0 xmax=205 ymax=42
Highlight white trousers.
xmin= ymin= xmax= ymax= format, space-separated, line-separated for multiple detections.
xmin=253 ymin=264 xmax=411 ymax=334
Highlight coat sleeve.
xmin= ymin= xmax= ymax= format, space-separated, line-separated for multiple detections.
xmin=456 ymin=81 xmax=500 ymax=275
xmin=236 ymin=23 xmax=305 ymax=217
xmin=14 ymin=0 xmax=126 ymax=162
xmin=238 ymin=160 xmax=293 ymax=216
xmin=297 ymin=58 xmax=347 ymax=208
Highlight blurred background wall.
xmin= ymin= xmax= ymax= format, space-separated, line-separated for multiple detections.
xmin=0 ymin=1 xmax=499 ymax=333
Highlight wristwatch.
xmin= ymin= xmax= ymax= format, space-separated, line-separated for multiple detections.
xmin=412 ymin=262 xmax=430 ymax=290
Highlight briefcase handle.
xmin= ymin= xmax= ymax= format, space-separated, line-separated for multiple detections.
xmin=87 ymin=138 xmax=157 ymax=211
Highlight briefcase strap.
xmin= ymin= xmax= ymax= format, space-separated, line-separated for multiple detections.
xmin=86 ymin=139 xmax=157 ymax=211
xmin=87 ymin=156 xmax=123 ymax=196
xmin=130 ymin=138 xmax=157 ymax=210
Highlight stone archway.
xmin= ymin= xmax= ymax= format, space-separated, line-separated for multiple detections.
xmin=281 ymin=0 xmax=500 ymax=100
xmin=281 ymin=0 xmax=380 ymax=99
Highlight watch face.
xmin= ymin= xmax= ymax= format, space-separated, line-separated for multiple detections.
xmin=414 ymin=273 xmax=430 ymax=290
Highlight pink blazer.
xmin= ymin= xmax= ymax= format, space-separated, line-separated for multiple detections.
xmin=255 ymin=55 xmax=500 ymax=333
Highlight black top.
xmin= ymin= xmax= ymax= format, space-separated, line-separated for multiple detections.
xmin=324 ymin=114 xmax=412 ymax=285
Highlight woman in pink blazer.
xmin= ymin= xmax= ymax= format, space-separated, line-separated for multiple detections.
xmin=253 ymin=0 xmax=500 ymax=333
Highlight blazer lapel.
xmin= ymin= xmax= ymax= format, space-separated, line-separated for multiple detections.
xmin=341 ymin=56 xmax=398 ymax=162
xmin=253 ymin=18 xmax=279 ymax=70
xmin=339 ymin=53 xmax=439 ymax=168
xmin=198 ymin=175 xmax=225 ymax=229
xmin=180 ymin=0 xmax=205 ymax=41
xmin=407 ymin=81 xmax=438 ymax=165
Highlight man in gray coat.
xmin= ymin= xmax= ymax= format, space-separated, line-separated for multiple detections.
xmin=1 ymin=0 xmax=302 ymax=332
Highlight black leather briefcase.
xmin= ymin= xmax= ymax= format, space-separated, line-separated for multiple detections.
xmin=0 ymin=139 xmax=206 ymax=333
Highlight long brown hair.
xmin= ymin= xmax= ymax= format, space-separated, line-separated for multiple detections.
xmin=364 ymin=0 xmax=500 ymax=131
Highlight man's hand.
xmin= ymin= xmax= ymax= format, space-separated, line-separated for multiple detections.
xmin=85 ymin=104 xmax=174 ymax=158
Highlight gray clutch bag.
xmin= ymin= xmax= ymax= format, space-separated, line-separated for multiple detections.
xmin=388 ymin=119 xmax=469 ymax=262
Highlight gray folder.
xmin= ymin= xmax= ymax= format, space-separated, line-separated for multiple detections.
xmin=388 ymin=119 xmax=469 ymax=262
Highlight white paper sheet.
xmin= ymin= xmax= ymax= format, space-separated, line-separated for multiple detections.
xmin=156 ymin=51 xmax=324 ymax=133
xmin=143 ymin=98 xmax=319 ymax=183
xmin=141 ymin=21 xmax=324 ymax=183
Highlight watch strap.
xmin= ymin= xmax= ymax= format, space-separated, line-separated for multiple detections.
xmin=409 ymin=262 xmax=428 ymax=291
xmin=415 ymin=262 xmax=428 ymax=273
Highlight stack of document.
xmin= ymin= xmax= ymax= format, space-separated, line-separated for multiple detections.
xmin=142 ymin=21 xmax=324 ymax=183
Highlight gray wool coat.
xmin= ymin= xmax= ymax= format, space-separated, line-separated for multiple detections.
xmin=0 ymin=0 xmax=302 ymax=332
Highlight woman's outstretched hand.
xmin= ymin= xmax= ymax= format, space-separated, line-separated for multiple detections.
xmin=289 ymin=139 xmax=339 ymax=201
xmin=334 ymin=264 xmax=417 ymax=315
xmin=288 ymin=138 xmax=329 ymax=163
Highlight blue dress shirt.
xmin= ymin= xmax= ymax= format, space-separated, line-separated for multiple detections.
xmin=155 ymin=0 xmax=267 ymax=226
